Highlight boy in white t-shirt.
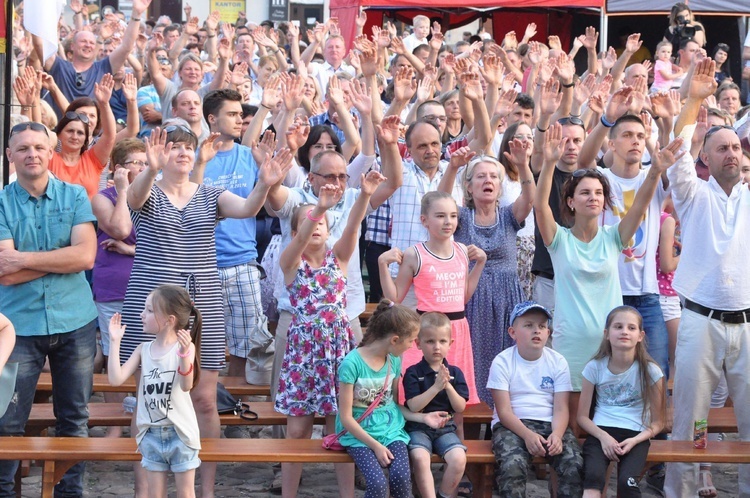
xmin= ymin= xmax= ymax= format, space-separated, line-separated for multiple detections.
xmin=488 ymin=301 xmax=583 ymax=497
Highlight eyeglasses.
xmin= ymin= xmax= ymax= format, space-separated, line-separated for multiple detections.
xmin=122 ymin=160 xmax=149 ymax=168
xmin=157 ymin=57 xmax=172 ymax=66
xmin=164 ymin=124 xmax=196 ymax=136
xmin=423 ymin=115 xmax=448 ymax=123
xmin=312 ymin=172 xmax=350 ymax=183
xmin=9 ymin=121 xmax=49 ymax=138
xmin=65 ymin=112 xmax=90 ymax=124
xmin=512 ymin=134 xmax=534 ymax=141
xmin=75 ymin=72 xmax=85 ymax=88
xmin=572 ymin=168 xmax=604 ymax=178
xmin=702 ymin=124 xmax=736 ymax=146
xmin=558 ymin=116 xmax=585 ymax=128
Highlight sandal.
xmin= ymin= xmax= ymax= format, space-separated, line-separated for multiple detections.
xmin=698 ymin=469 xmax=718 ymax=498
xmin=456 ymin=478 xmax=473 ymax=498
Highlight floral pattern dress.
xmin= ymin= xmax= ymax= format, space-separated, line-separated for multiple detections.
xmin=275 ymin=250 xmax=355 ymax=417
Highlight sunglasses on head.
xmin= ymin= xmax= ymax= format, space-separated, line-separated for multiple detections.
xmin=65 ymin=111 xmax=90 ymax=124
xmin=558 ymin=116 xmax=585 ymax=128
xmin=164 ymin=124 xmax=196 ymax=136
xmin=10 ymin=121 xmax=49 ymax=138
xmin=572 ymin=168 xmax=604 ymax=178
xmin=702 ymin=124 xmax=736 ymax=146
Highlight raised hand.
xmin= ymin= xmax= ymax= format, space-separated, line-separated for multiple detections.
xmin=581 ymin=26 xmax=598 ymax=51
xmin=222 ymin=23 xmax=236 ymax=44
xmin=316 ymin=183 xmax=344 ymax=211
xmin=217 ymin=38 xmax=233 ymax=60
xmin=539 ymin=78 xmax=562 ymax=116
xmin=287 ymin=21 xmax=299 ymax=40
xmin=649 ymin=92 xmax=673 ymax=118
xmin=429 ymin=22 xmax=444 ymax=51
xmin=389 ymin=35 xmax=406 ymax=55
xmin=251 ymin=130 xmax=277 ymax=165
xmin=393 ymin=66 xmax=417 ymax=102
xmin=449 ymin=146 xmax=476 ymax=170
xmin=691 ymin=105 xmax=708 ymax=149
xmin=259 ymin=148 xmax=294 ymax=187
xmin=176 ymin=329 xmax=193 ymax=357
xmin=556 ymin=52 xmax=576 ymax=83
xmin=524 ymin=22 xmax=537 ymax=41
xmin=416 ymin=74 xmax=435 ymax=102
xmin=542 ymin=122 xmax=568 ymax=165
xmin=327 ymin=75 xmax=344 ymax=106
xmin=527 ymin=41 xmax=542 ymax=66
xmin=113 ymin=166 xmax=130 ymax=193
xmin=12 ymin=70 xmax=35 ymax=107
xmin=109 ymin=313 xmax=127 ymax=342
xmin=360 ymin=170 xmax=386 ymax=196
xmin=601 ymin=47 xmax=617 ymax=71
xmin=286 ymin=119 xmax=310 ymax=152
xmin=132 ymin=0 xmax=153 ymax=16
xmin=502 ymin=31 xmax=518 ymax=50
xmin=230 ymin=61 xmax=249 ymax=87
xmin=94 ymin=73 xmax=115 ymax=103
xmin=205 ymin=11 xmax=221 ymax=32
xmin=121 ymin=72 xmax=138 ymax=101
xmin=183 ymin=2 xmax=192 ymax=19
xmin=478 ymin=54 xmax=504 ymax=86
xmin=624 ymin=33 xmax=642 ymax=54
xmin=359 ymin=46 xmax=378 ymax=78
xmin=371 ymin=26 xmax=390 ymax=49
xmin=459 ymin=71 xmax=483 ymax=101
xmin=355 ymin=9 xmax=367 ymax=28
xmin=688 ymin=58 xmax=717 ymax=100
xmin=548 ymin=35 xmax=562 ymax=51
xmin=196 ymin=133 xmax=224 ymax=165
xmin=184 ymin=16 xmax=199 ymax=36
xmin=651 ymin=137 xmax=685 ymax=173
xmin=573 ymin=73 xmax=597 ymax=107
xmin=261 ymin=75 xmax=282 ymax=109
xmin=144 ymin=127 xmax=172 ymax=173
xmin=504 ymin=138 xmax=531 ymax=167
xmin=605 ymin=86 xmax=635 ymax=122
xmin=376 ymin=115 xmax=401 ymax=145
xmin=281 ymin=74 xmax=304 ymax=111
xmin=349 ymin=78 xmax=372 ymax=116
xmin=147 ymin=32 xmax=164 ymax=51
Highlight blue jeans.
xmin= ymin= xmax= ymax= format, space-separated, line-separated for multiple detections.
xmin=0 ymin=320 xmax=96 ymax=498
xmin=622 ymin=294 xmax=669 ymax=379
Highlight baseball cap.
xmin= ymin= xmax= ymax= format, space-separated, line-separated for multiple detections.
xmin=510 ymin=301 xmax=552 ymax=325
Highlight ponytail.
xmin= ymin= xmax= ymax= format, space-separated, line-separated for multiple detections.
xmin=189 ymin=304 xmax=202 ymax=389
xmin=360 ymin=298 xmax=420 ymax=347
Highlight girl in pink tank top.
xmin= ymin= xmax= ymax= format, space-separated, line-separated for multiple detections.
xmin=378 ymin=191 xmax=486 ymax=406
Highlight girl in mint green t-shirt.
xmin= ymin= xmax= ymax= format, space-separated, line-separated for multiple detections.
xmin=335 ymin=299 xmax=450 ymax=498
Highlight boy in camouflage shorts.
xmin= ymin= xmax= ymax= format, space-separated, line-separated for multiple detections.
xmin=487 ymin=301 xmax=583 ymax=497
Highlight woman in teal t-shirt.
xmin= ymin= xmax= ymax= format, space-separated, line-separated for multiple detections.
xmin=534 ymin=122 xmax=683 ymax=432
xmin=336 ymin=300 xmax=450 ymax=498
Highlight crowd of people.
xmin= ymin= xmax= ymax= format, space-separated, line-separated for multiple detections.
xmin=1 ymin=0 xmax=750 ymax=497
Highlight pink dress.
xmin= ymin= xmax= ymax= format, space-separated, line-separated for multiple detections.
xmin=399 ymin=242 xmax=480 ymax=405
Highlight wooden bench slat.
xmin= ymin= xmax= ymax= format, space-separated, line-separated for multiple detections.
xmin=26 ymin=402 xmax=738 ymax=435
xmin=3 ymin=437 xmax=750 ymax=498
xmin=35 ymin=373 xmax=270 ymax=397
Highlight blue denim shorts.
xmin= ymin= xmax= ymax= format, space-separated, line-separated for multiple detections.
xmin=138 ymin=426 xmax=200 ymax=473
xmin=408 ymin=423 xmax=467 ymax=458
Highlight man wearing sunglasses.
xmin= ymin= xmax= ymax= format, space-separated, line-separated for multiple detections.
xmin=33 ymin=0 xmax=152 ymax=116
xmin=665 ymin=59 xmax=750 ymax=498
xmin=0 ymin=122 xmax=98 ymax=496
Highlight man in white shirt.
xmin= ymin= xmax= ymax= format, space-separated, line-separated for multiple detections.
xmin=665 ymin=59 xmax=750 ymax=497
xmin=305 ymin=35 xmax=356 ymax=95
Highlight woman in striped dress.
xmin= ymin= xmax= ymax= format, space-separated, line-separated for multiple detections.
xmin=120 ymin=125 xmax=292 ymax=495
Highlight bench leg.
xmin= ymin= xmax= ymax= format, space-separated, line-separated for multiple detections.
xmin=41 ymin=460 xmax=79 ymax=498
xmin=465 ymin=462 xmax=494 ymax=498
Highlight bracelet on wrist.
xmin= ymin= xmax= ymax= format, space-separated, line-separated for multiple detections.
xmin=307 ymin=210 xmax=325 ymax=222
xmin=521 ymin=179 xmax=533 ymax=186
xmin=177 ymin=364 xmax=194 ymax=376
xmin=207 ymin=33 xmax=217 ymax=38
xmin=569 ymin=112 xmax=581 ymax=118
xmin=600 ymin=115 xmax=616 ymax=128
xmin=561 ymin=80 xmax=575 ymax=88
xmin=260 ymin=103 xmax=272 ymax=110
xmin=536 ymin=124 xmax=548 ymax=133
xmin=176 ymin=347 xmax=191 ymax=358
xmin=131 ymin=17 xmax=141 ymax=22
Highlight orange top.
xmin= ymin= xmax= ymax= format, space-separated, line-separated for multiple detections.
xmin=49 ymin=149 xmax=107 ymax=200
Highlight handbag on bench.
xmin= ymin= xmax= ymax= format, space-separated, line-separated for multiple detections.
xmin=322 ymin=359 xmax=391 ymax=451
xmin=216 ymin=382 xmax=258 ymax=421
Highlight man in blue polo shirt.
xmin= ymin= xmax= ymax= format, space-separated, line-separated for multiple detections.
xmin=0 ymin=122 xmax=98 ymax=496
xmin=194 ymin=90 xmax=274 ymax=393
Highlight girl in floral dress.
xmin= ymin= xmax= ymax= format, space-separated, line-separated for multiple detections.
xmin=275 ymin=170 xmax=385 ymax=498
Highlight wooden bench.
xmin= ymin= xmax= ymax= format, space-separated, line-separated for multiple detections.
xmin=25 ymin=402 xmax=738 ymax=436
xmin=3 ymin=437 xmax=749 ymax=498
xmin=35 ymin=373 xmax=270 ymax=397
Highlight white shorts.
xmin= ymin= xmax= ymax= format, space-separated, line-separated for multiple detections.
xmin=659 ymin=294 xmax=681 ymax=322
